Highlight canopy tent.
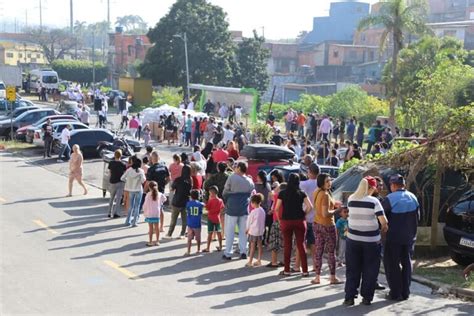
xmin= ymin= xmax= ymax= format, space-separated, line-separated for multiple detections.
xmin=189 ymin=84 xmax=259 ymax=123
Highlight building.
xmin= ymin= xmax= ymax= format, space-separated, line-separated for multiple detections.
xmin=303 ymin=1 xmax=370 ymax=44
xmin=0 ymin=33 xmax=47 ymax=66
xmin=108 ymin=27 xmax=151 ymax=86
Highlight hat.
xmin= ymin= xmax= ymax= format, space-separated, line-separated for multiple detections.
xmin=389 ymin=174 xmax=405 ymax=185
xmin=364 ymin=176 xmax=377 ymax=189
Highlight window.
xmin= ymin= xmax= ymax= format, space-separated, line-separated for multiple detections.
xmin=369 ymin=51 xmax=375 ymax=61
xmin=42 ymin=76 xmax=58 ymax=84
xmin=6 ymin=52 xmax=14 ymax=58
xmin=333 ymin=50 xmax=339 ymax=58
xmin=443 ymin=30 xmax=457 ymax=37
xmin=18 ymin=53 xmax=23 ymax=58
xmin=30 ymin=58 xmax=37 ymax=63
xmin=349 ymin=50 xmax=357 ymax=59
xmin=27 ymin=53 xmax=31 ymax=58
xmin=36 ymin=53 xmax=41 ymax=58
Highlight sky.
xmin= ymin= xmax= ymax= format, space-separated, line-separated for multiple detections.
xmin=0 ymin=0 xmax=379 ymax=39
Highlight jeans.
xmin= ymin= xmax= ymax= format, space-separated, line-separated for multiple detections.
xmin=344 ymin=239 xmax=381 ymax=301
xmin=168 ymin=206 xmax=187 ymax=237
xmin=337 ymin=238 xmax=346 ymax=264
xmin=298 ymin=126 xmax=304 ymax=138
xmin=125 ymin=190 xmax=142 ymax=226
xmin=280 ymin=219 xmax=308 ymax=273
xmin=384 ymin=242 xmax=414 ymax=299
xmin=224 ymin=214 xmax=248 ymax=257
xmin=108 ymin=182 xmax=124 ymax=216
xmin=58 ymin=143 xmax=71 ymax=161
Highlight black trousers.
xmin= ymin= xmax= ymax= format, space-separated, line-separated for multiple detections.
xmin=344 ymin=239 xmax=381 ymax=301
xmin=383 ymin=242 xmax=413 ymax=299
xmin=44 ymin=137 xmax=53 ymax=157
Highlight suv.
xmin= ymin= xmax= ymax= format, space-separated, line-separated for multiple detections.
xmin=0 ymin=108 xmax=59 ymax=139
xmin=443 ymin=190 xmax=474 ymax=266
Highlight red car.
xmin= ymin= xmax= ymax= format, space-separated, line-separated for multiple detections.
xmin=17 ymin=114 xmax=77 ymax=143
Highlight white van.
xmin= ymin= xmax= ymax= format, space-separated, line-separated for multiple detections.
xmin=29 ymin=69 xmax=59 ymax=92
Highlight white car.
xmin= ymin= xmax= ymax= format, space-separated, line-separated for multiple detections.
xmin=33 ymin=121 xmax=89 ymax=147
xmin=0 ymin=81 xmax=5 ymax=99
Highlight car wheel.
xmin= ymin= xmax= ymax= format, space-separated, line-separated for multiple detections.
xmin=450 ymin=250 xmax=473 ymax=266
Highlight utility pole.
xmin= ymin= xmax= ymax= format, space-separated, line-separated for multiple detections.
xmin=25 ymin=9 xmax=28 ymax=30
xmin=92 ymin=31 xmax=96 ymax=85
xmin=70 ymin=0 xmax=73 ymax=33
xmin=173 ymin=32 xmax=190 ymax=99
xmin=107 ymin=0 xmax=110 ymax=29
xmin=39 ymin=0 xmax=43 ymax=31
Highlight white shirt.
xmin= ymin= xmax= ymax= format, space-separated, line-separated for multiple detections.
xmin=60 ymin=128 xmax=70 ymax=144
xmin=300 ymin=179 xmax=317 ymax=223
xmin=187 ymin=101 xmax=194 ymax=111
xmin=223 ymin=128 xmax=235 ymax=144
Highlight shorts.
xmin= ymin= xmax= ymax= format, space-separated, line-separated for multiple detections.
xmin=145 ymin=217 xmax=160 ymax=224
xmin=269 ymin=221 xmax=283 ymax=252
xmin=187 ymin=227 xmax=201 ymax=242
xmin=248 ymin=234 xmax=263 ymax=242
xmin=306 ymin=222 xmax=315 ymax=245
xmin=207 ymin=220 xmax=221 ymax=233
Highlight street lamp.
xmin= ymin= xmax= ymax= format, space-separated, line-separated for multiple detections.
xmin=173 ymin=32 xmax=190 ymax=100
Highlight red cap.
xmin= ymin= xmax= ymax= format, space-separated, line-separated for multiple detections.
xmin=364 ymin=176 xmax=377 ymax=189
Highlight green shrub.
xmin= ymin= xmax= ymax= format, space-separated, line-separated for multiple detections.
xmin=51 ymin=59 xmax=108 ymax=83
xmin=151 ymin=87 xmax=183 ymax=108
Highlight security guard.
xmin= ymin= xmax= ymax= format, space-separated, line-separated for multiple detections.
xmin=382 ymin=174 xmax=419 ymax=301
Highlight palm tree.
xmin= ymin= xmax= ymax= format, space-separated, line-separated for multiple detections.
xmin=115 ymin=16 xmax=130 ymax=31
xmin=357 ymin=0 xmax=432 ymax=125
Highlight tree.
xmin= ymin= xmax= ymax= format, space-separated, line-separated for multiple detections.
xmin=27 ymin=27 xmax=76 ymax=63
xmin=357 ymin=0 xmax=432 ymax=126
xmin=139 ymin=0 xmax=237 ymax=92
xmin=52 ymin=59 xmax=108 ymax=83
xmin=235 ymin=30 xmax=270 ymax=94
xmin=115 ymin=15 xmax=148 ymax=34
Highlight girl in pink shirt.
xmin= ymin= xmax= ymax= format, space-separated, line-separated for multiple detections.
xmin=143 ymin=181 xmax=167 ymax=246
xmin=246 ymin=193 xmax=266 ymax=267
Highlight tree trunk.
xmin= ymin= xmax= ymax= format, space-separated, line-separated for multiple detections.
xmin=430 ymin=161 xmax=443 ymax=250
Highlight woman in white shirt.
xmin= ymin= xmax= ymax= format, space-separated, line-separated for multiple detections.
xmin=121 ymin=156 xmax=146 ymax=227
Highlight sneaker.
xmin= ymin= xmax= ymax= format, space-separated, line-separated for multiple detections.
xmin=240 ymin=254 xmax=247 ymax=260
xmin=163 ymin=235 xmax=172 ymax=239
xmin=384 ymin=293 xmax=403 ymax=301
xmin=375 ymin=282 xmax=386 ymax=290
xmin=222 ymin=255 xmax=232 ymax=261
xmin=361 ymin=298 xmax=371 ymax=306
xmin=113 ymin=214 xmax=121 ymax=218
xmin=343 ymin=298 xmax=354 ymax=306
xmin=57 ymin=159 xmax=64 ymax=163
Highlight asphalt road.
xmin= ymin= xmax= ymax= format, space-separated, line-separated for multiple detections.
xmin=1 ymin=150 xmax=473 ymax=315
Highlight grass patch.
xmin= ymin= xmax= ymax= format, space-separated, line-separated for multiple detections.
xmin=0 ymin=140 xmax=38 ymax=152
xmin=414 ymin=257 xmax=474 ymax=289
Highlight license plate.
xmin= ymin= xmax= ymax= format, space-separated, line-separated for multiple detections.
xmin=459 ymin=237 xmax=474 ymax=248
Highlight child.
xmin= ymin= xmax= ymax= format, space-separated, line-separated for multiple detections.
xmin=336 ymin=206 xmax=349 ymax=266
xmin=185 ymin=190 xmax=204 ymax=256
xmin=246 ymin=193 xmax=266 ymax=267
xmin=266 ymin=183 xmax=286 ymax=268
xmin=143 ymin=181 xmax=166 ymax=247
xmin=143 ymin=124 xmax=151 ymax=147
xmin=204 ymin=186 xmax=224 ymax=252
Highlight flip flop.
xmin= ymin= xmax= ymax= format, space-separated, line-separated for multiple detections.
xmin=278 ymin=270 xmax=291 ymax=277
xmin=330 ymin=279 xmax=344 ymax=285
xmin=290 ymin=268 xmax=301 ymax=273
xmin=202 ymin=249 xmax=209 ymax=253
xmin=266 ymin=263 xmax=279 ymax=268
xmin=310 ymin=279 xmax=320 ymax=285
xmin=146 ymin=242 xmax=154 ymax=247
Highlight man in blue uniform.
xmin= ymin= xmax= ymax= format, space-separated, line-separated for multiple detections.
xmin=382 ymin=174 xmax=419 ymax=301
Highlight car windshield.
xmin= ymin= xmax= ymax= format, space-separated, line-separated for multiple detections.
xmin=453 ymin=195 xmax=474 ymax=215
xmin=0 ymin=83 xmax=5 ymax=89
xmin=42 ymin=76 xmax=58 ymax=84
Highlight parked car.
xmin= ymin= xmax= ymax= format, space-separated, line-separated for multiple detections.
xmin=33 ymin=121 xmax=89 ymax=149
xmin=443 ymin=190 xmax=474 ymax=266
xmin=68 ymin=129 xmax=115 ymax=157
xmin=0 ymin=99 xmax=37 ymax=117
xmin=0 ymin=108 xmax=59 ymax=139
xmin=269 ymin=163 xmax=340 ymax=182
xmin=57 ymin=100 xmax=80 ymax=117
xmin=22 ymin=115 xmax=77 ymax=143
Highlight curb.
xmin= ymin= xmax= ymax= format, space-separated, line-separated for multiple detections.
xmin=411 ymin=274 xmax=474 ymax=301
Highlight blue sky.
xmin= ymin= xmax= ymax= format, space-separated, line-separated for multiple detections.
xmin=1 ymin=0 xmax=378 ymax=39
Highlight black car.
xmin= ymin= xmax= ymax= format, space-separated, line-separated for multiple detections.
xmin=0 ymin=108 xmax=58 ymax=139
xmin=0 ymin=101 xmax=38 ymax=120
xmin=69 ymin=129 xmax=115 ymax=157
xmin=443 ymin=190 xmax=474 ymax=266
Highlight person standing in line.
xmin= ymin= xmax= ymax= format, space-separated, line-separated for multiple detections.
xmin=143 ymin=181 xmax=166 ymax=247
xmin=166 ymin=164 xmax=192 ymax=239
xmin=222 ymin=161 xmax=255 ymax=261
xmin=273 ymin=173 xmax=313 ymax=277
xmin=296 ymin=163 xmax=319 ymax=272
xmin=57 ymin=125 xmax=72 ymax=162
xmin=142 ymin=124 xmax=151 ymax=147
xmin=42 ymin=118 xmax=53 ymax=158
xmin=343 ymin=177 xmax=388 ymax=306
xmin=336 ymin=206 xmax=349 ymax=266
xmin=203 ymin=162 xmax=229 ymax=232
xmin=245 ymin=193 xmax=266 ymax=267
xmin=107 ymin=149 xmax=126 ymax=218
xmin=121 ymin=156 xmax=146 ymax=227
xmin=254 ymin=171 xmax=271 ymax=245
xmin=382 ymin=174 xmax=419 ymax=301
xmin=147 ymin=151 xmax=170 ymax=231
xmin=168 ymin=154 xmax=183 ymax=206
xmin=203 ymin=186 xmax=224 ymax=253
xmin=311 ymin=173 xmax=342 ymax=285
xmin=184 ymin=190 xmax=204 ymax=256
xmin=67 ymin=144 xmax=88 ymax=196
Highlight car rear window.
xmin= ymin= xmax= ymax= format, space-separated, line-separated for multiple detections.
xmin=453 ymin=197 xmax=474 ymax=215
xmin=0 ymin=83 xmax=5 ymax=89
